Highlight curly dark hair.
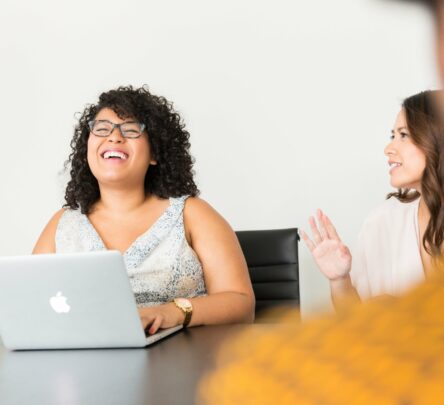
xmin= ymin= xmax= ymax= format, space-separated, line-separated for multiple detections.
xmin=387 ymin=90 xmax=444 ymax=257
xmin=64 ymin=85 xmax=199 ymax=215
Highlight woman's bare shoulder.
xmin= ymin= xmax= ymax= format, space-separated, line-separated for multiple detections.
xmin=183 ymin=197 xmax=235 ymax=246
xmin=184 ymin=196 xmax=212 ymax=211
xmin=183 ymin=197 xmax=227 ymax=224
xmin=32 ymin=208 xmax=67 ymax=254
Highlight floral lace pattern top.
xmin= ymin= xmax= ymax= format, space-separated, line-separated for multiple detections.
xmin=55 ymin=196 xmax=207 ymax=307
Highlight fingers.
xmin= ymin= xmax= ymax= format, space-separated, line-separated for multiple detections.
xmin=140 ymin=315 xmax=154 ymax=330
xmin=139 ymin=303 xmax=180 ymax=335
xmin=147 ymin=315 xmax=164 ymax=335
xmin=142 ymin=314 xmax=164 ymax=335
xmin=140 ymin=311 xmax=160 ymax=334
xmin=305 ymin=209 xmax=329 ymax=247
xmin=322 ymin=212 xmax=341 ymax=241
xmin=303 ymin=210 xmax=342 ymax=250
xmin=308 ymin=215 xmax=323 ymax=245
xmin=317 ymin=209 xmax=329 ymax=240
xmin=300 ymin=230 xmax=316 ymax=252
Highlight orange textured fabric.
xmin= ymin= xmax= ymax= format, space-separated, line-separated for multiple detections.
xmin=199 ymin=271 xmax=444 ymax=404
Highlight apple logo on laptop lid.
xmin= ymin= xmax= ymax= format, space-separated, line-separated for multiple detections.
xmin=49 ymin=291 xmax=71 ymax=313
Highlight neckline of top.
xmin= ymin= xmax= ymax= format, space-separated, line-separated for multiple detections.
xmin=81 ymin=197 xmax=183 ymax=256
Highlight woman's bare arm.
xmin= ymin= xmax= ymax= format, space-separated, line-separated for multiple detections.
xmin=139 ymin=198 xmax=255 ymax=333
xmin=32 ymin=209 xmax=65 ymax=254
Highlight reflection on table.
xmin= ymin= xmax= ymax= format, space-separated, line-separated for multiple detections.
xmin=0 ymin=324 xmax=266 ymax=405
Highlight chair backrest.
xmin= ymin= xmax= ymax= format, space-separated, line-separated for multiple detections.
xmin=235 ymin=228 xmax=300 ymax=318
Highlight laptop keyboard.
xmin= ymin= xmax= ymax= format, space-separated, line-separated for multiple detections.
xmin=144 ymin=325 xmax=183 ymax=345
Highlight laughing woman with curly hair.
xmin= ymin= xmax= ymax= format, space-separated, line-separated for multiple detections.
xmin=33 ymin=86 xmax=255 ymax=333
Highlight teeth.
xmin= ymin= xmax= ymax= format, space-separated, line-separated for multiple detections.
xmin=389 ymin=162 xmax=401 ymax=168
xmin=103 ymin=151 xmax=128 ymax=160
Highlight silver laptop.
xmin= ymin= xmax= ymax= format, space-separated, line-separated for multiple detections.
xmin=0 ymin=251 xmax=182 ymax=350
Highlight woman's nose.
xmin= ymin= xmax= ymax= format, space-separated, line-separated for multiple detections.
xmin=384 ymin=141 xmax=396 ymax=157
xmin=107 ymin=127 xmax=125 ymax=143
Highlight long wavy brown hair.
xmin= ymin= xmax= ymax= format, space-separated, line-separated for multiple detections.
xmin=388 ymin=90 xmax=444 ymax=257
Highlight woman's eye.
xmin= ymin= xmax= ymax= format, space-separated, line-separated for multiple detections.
xmin=389 ymin=134 xmax=395 ymax=140
xmin=400 ymin=132 xmax=409 ymax=138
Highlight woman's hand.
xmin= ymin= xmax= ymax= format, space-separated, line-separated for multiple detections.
xmin=138 ymin=303 xmax=184 ymax=335
xmin=301 ymin=209 xmax=352 ymax=280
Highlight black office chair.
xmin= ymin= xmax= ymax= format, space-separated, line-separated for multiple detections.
xmin=235 ymin=228 xmax=300 ymax=321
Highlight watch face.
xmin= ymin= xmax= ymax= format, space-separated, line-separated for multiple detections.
xmin=176 ymin=298 xmax=192 ymax=310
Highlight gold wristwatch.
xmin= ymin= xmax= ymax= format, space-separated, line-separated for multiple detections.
xmin=173 ymin=298 xmax=193 ymax=327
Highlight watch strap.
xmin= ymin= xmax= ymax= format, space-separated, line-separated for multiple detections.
xmin=183 ymin=309 xmax=192 ymax=327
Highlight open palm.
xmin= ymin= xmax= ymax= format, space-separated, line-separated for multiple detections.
xmin=301 ymin=210 xmax=352 ymax=280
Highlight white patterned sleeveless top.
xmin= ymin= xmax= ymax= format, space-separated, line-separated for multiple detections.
xmin=55 ymin=196 xmax=207 ymax=307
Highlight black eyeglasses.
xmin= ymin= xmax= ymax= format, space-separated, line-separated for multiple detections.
xmin=88 ymin=120 xmax=146 ymax=139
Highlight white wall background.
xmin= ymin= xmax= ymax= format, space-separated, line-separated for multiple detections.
xmin=0 ymin=0 xmax=438 ymax=316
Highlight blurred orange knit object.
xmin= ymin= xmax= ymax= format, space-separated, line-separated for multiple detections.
xmin=199 ymin=271 xmax=444 ymax=404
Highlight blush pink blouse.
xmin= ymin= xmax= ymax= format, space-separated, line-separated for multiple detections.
xmin=350 ymin=196 xmax=425 ymax=299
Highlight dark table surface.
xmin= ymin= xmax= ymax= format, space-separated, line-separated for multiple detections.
xmin=0 ymin=324 xmax=264 ymax=405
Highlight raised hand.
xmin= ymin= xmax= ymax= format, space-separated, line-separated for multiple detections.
xmin=300 ymin=209 xmax=352 ymax=280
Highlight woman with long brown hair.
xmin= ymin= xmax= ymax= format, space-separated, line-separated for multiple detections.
xmin=302 ymin=90 xmax=444 ymax=304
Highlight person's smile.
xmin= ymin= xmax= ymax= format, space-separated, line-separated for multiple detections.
xmin=100 ymin=148 xmax=129 ymax=163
